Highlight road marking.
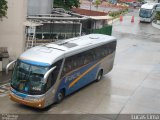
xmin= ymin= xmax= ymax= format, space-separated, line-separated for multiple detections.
xmin=0 ymin=83 xmax=10 ymax=97
xmin=0 ymin=83 xmax=10 ymax=87
xmin=0 ymin=89 xmax=5 ymax=93
xmin=0 ymin=93 xmax=8 ymax=97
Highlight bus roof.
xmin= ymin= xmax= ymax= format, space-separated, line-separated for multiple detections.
xmin=141 ymin=3 xmax=159 ymax=9
xmin=20 ymin=34 xmax=116 ymax=66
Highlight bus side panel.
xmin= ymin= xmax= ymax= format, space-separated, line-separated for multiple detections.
xmin=54 ymin=44 xmax=117 ymax=101
xmin=55 ymin=61 xmax=100 ymax=100
xmin=66 ymin=64 xmax=100 ymax=95
xmin=100 ymin=52 xmax=116 ymax=75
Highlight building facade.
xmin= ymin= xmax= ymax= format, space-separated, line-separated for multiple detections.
xmin=0 ymin=0 xmax=54 ymax=60
xmin=0 ymin=0 xmax=27 ymax=60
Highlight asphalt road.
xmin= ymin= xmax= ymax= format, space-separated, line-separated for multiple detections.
xmin=0 ymin=9 xmax=160 ymax=120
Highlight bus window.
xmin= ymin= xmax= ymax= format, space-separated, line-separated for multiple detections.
xmin=108 ymin=41 xmax=116 ymax=54
xmin=61 ymin=41 xmax=116 ymax=78
xmin=46 ymin=59 xmax=63 ymax=91
xmin=102 ymin=45 xmax=109 ymax=57
xmin=77 ymin=53 xmax=84 ymax=67
xmin=73 ymin=60 xmax=77 ymax=69
xmin=61 ymin=53 xmax=86 ymax=77
xmin=94 ymin=47 xmax=102 ymax=60
xmin=61 ymin=57 xmax=72 ymax=77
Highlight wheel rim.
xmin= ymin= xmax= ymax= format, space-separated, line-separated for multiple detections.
xmin=97 ymin=72 xmax=102 ymax=80
xmin=58 ymin=93 xmax=63 ymax=101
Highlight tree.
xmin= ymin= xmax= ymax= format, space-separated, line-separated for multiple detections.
xmin=137 ymin=0 xmax=144 ymax=2
xmin=54 ymin=0 xmax=80 ymax=10
xmin=0 ymin=0 xmax=8 ymax=20
xmin=155 ymin=11 xmax=160 ymax=20
xmin=95 ymin=0 xmax=101 ymax=8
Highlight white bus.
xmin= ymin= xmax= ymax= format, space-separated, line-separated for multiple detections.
xmin=139 ymin=3 xmax=160 ymax=22
xmin=7 ymin=34 xmax=117 ymax=109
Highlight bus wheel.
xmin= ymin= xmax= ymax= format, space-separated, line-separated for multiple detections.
xmin=96 ymin=70 xmax=103 ymax=82
xmin=57 ymin=90 xmax=64 ymax=103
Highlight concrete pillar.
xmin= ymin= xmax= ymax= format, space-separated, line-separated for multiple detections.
xmin=0 ymin=61 xmax=2 ymax=72
xmin=2 ymin=58 xmax=9 ymax=71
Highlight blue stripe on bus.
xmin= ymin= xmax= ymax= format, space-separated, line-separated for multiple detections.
xmin=20 ymin=60 xmax=50 ymax=67
xmin=66 ymin=63 xmax=99 ymax=95
xmin=12 ymin=89 xmax=27 ymax=98
xmin=55 ymin=60 xmax=100 ymax=100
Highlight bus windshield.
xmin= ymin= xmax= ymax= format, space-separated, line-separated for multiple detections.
xmin=11 ymin=60 xmax=49 ymax=95
xmin=139 ymin=8 xmax=152 ymax=18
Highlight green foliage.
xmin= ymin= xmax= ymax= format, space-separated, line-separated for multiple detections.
xmin=92 ymin=25 xmax=112 ymax=35
xmin=137 ymin=0 xmax=144 ymax=2
xmin=54 ymin=0 xmax=80 ymax=10
xmin=95 ymin=0 xmax=101 ymax=8
xmin=109 ymin=9 xmax=128 ymax=18
xmin=155 ymin=11 xmax=160 ymax=20
xmin=0 ymin=0 xmax=8 ymax=19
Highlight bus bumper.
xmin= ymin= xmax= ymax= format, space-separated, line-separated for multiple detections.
xmin=9 ymin=93 xmax=45 ymax=109
xmin=140 ymin=18 xmax=151 ymax=22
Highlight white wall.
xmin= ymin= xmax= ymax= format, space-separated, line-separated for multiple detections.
xmin=27 ymin=0 xmax=53 ymax=15
xmin=0 ymin=0 xmax=27 ymax=60
xmin=94 ymin=20 xmax=106 ymax=29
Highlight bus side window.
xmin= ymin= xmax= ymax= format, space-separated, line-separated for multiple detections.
xmin=46 ymin=59 xmax=63 ymax=91
xmin=91 ymin=51 xmax=96 ymax=60
xmin=61 ymin=62 xmax=67 ymax=77
xmin=88 ymin=50 xmax=95 ymax=62
xmin=108 ymin=41 xmax=116 ymax=54
xmin=61 ymin=56 xmax=74 ymax=77
xmin=68 ymin=64 xmax=72 ymax=71
xmin=99 ymin=46 xmax=104 ymax=59
xmin=78 ymin=53 xmax=84 ymax=67
xmin=103 ymin=46 xmax=109 ymax=57
xmin=92 ymin=43 xmax=110 ymax=60
xmin=60 ymin=41 xmax=117 ymax=79
xmin=95 ymin=47 xmax=100 ymax=59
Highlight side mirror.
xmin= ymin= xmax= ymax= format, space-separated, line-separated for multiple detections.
xmin=42 ymin=66 xmax=56 ymax=84
xmin=6 ymin=60 xmax=16 ymax=74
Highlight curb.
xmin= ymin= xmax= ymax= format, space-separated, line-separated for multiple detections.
xmin=152 ymin=21 xmax=160 ymax=30
xmin=108 ymin=11 xmax=129 ymax=25
xmin=108 ymin=17 xmax=120 ymax=25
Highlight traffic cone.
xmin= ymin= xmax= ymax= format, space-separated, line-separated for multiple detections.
xmin=120 ymin=15 xmax=123 ymax=22
xmin=131 ymin=16 xmax=134 ymax=23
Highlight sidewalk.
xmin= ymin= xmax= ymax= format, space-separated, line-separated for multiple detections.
xmin=0 ymin=71 xmax=11 ymax=84
xmin=108 ymin=17 xmax=120 ymax=25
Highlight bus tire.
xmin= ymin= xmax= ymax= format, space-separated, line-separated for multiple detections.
xmin=96 ymin=70 xmax=103 ymax=82
xmin=57 ymin=89 xmax=65 ymax=103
